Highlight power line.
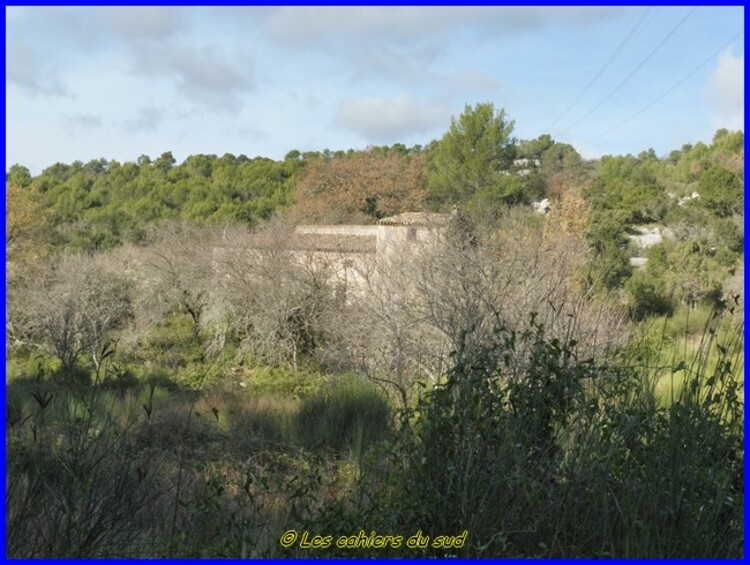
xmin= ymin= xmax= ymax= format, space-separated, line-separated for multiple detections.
xmin=544 ymin=7 xmax=654 ymax=133
xmin=554 ymin=7 xmax=698 ymax=138
xmin=586 ymin=29 xmax=744 ymax=145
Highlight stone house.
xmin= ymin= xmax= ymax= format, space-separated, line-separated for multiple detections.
xmin=213 ymin=212 xmax=450 ymax=299
xmin=292 ymin=212 xmax=449 ymax=293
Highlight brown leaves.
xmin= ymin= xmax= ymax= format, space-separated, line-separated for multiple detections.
xmin=544 ymin=175 xmax=590 ymax=244
xmin=290 ymin=151 xmax=428 ymax=224
xmin=6 ymin=184 xmax=50 ymax=283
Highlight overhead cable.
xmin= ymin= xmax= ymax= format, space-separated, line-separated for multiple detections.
xmin=586 ymin=29 xmax=744 ymax=145
xmin=555 ymin=7 xmax=698 ymax=137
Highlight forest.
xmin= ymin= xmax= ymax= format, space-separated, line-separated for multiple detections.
xmin=5 ymin=103 xmax=744 ymax=557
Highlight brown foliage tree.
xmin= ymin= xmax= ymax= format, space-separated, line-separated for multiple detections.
xmin=6 ymin=183 xmax=49 ymax=284
xmin=290 ymin=150 xmax=428 ymax=224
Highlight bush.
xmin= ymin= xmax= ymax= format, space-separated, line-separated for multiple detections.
xmin=222 ymin=394 xmax=298 ymax=450
xmin=697 ymin=166 xmax=743 ymax=217
xmin=626 ymin=270 xmax=674 ymax=320
xmin=240 ymin=363 xmax=328 ymax=396
xmin=367 ymin=316 xmax=743 ymax=557
xmin=387 ymin=322 xmax=590 ymax=556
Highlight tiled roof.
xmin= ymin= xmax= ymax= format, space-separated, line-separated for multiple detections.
xmin=240 ymin=233 xmax=375 ymax=253
xmin=377 ymin=212 xmax=449 ymax=227
xmin=290 ymin=233 xmax=376 ymax=253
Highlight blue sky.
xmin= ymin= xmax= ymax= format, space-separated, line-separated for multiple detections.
xmin=5 ymin=6 xmax=745 ymax=174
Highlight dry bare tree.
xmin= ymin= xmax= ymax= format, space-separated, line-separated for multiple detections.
xmin=333 ymin=243 xmax=450 ymax=410
xmin=7 ymin=252 xmax=134 ymax=374
xmin=192 ymin=206 xmax=625 ymax=397
xmin=476 ymin=208 xmax=625 ymax=360
xmin=333 ymin=208 xmax=627 ymax=403
xmin=205 ymin=218 xmax=343 ymax=369
xmin=134 ymin=221 xmax=226 ymax=339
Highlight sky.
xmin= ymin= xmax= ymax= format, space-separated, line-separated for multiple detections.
xmin=5 ymin=6 xmax=745 ymax=175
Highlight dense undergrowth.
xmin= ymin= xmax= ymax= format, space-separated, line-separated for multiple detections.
xmin=5 ymin=306 xmax=743 ymax=557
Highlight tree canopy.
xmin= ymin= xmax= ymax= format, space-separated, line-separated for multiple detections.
xmin=427 ymin=103 xmax=517 ymax=207
xmin=5 ymin=109 xmax=742 ymax=320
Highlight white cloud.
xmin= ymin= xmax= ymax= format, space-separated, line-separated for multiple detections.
xmin=124 ymin=106 xmax=164 ymax=133
xmin=129 ymin=43 xmax=254 ymax=113
xmin=30 ymin=6 xmax=187 ymax=47
xmin=348 ymin=48 xmax=500 ymax=99
xmin=225 ymin=126 xmax=269 ymax=142
xmin=264 ymin=7 xmax=619 ymax=47
xmin=64 ymin=113 xmax=103 ymax=130
xmin=96 ymin=7 xmax=187 ymax=41
xmin=8 ymin=7 xmax=228 ymax=112
xmin=446 ymin=71 xmax=501 ymax=93
xmin=336 ymin=94 xmax=450 ymax=142
xmin=349 ymin=45 xmax=442 ymax=86
xmin=6 ymin=37 xmax=70 ymax=97
xmin=705 ymin=48 xmax=744 ymax=131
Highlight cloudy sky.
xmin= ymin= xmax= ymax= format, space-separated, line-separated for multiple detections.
xmin=5 ymin=6 xmax=744 ymax=174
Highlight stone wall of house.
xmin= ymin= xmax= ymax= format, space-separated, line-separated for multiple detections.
xmin=213 ymin=213 xmax=449 ymax=301
xmin=295 ymin=213 xmax=447 ymax=256
xmin=295 ymin=224 xmax=380 ymax=237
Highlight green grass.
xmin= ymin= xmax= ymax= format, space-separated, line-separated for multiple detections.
xmin=663 ymin=304 xmax=715 ymax=339
xmin=5 ymin=358 xmax=389 ymax=557
xmin=296 ymin=378 xmax=393 ymax=454
xmin=626 ymin=304 xmax=743 ymax=404
xmin=234 ymin=362 xmax=330 ymax=396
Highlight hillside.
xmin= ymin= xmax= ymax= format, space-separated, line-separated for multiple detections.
xmin=5 ymin=105 xmax=744 ymax=558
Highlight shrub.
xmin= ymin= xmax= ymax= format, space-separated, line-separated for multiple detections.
xmin=697 ymin=166 xmax=743 ymax=217
xmin=371 ymin=315 xmax=743 ymax=557
xmin=625 ymin=270 xmax=674 ymax=320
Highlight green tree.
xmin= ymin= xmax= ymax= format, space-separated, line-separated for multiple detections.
xmin=427 ymin=103 xmax=516 ymax=206
xmin=154 ymin=151 xmax=176 ymax=174
xmin=712 ymin=129 xmax=743 ymax=155
xmin=697 ymin=166 xmax=743 ymax=217
xmin=518 ymin=134 xmax=554 ymax=160
xmin=663 ymin=238 xmax=727 ymax=309
xmin=625 ymin=270 xmax=673 ymax=320
xmin=467 ymin=175 xmax=535 ymax=217
xmin=6 ymin=164 xmax=32 ymax=187
xmin=586 ymin=211 xmax=632 ymax=289
xmin=584 ymin=154 xmax=667 ymax=223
